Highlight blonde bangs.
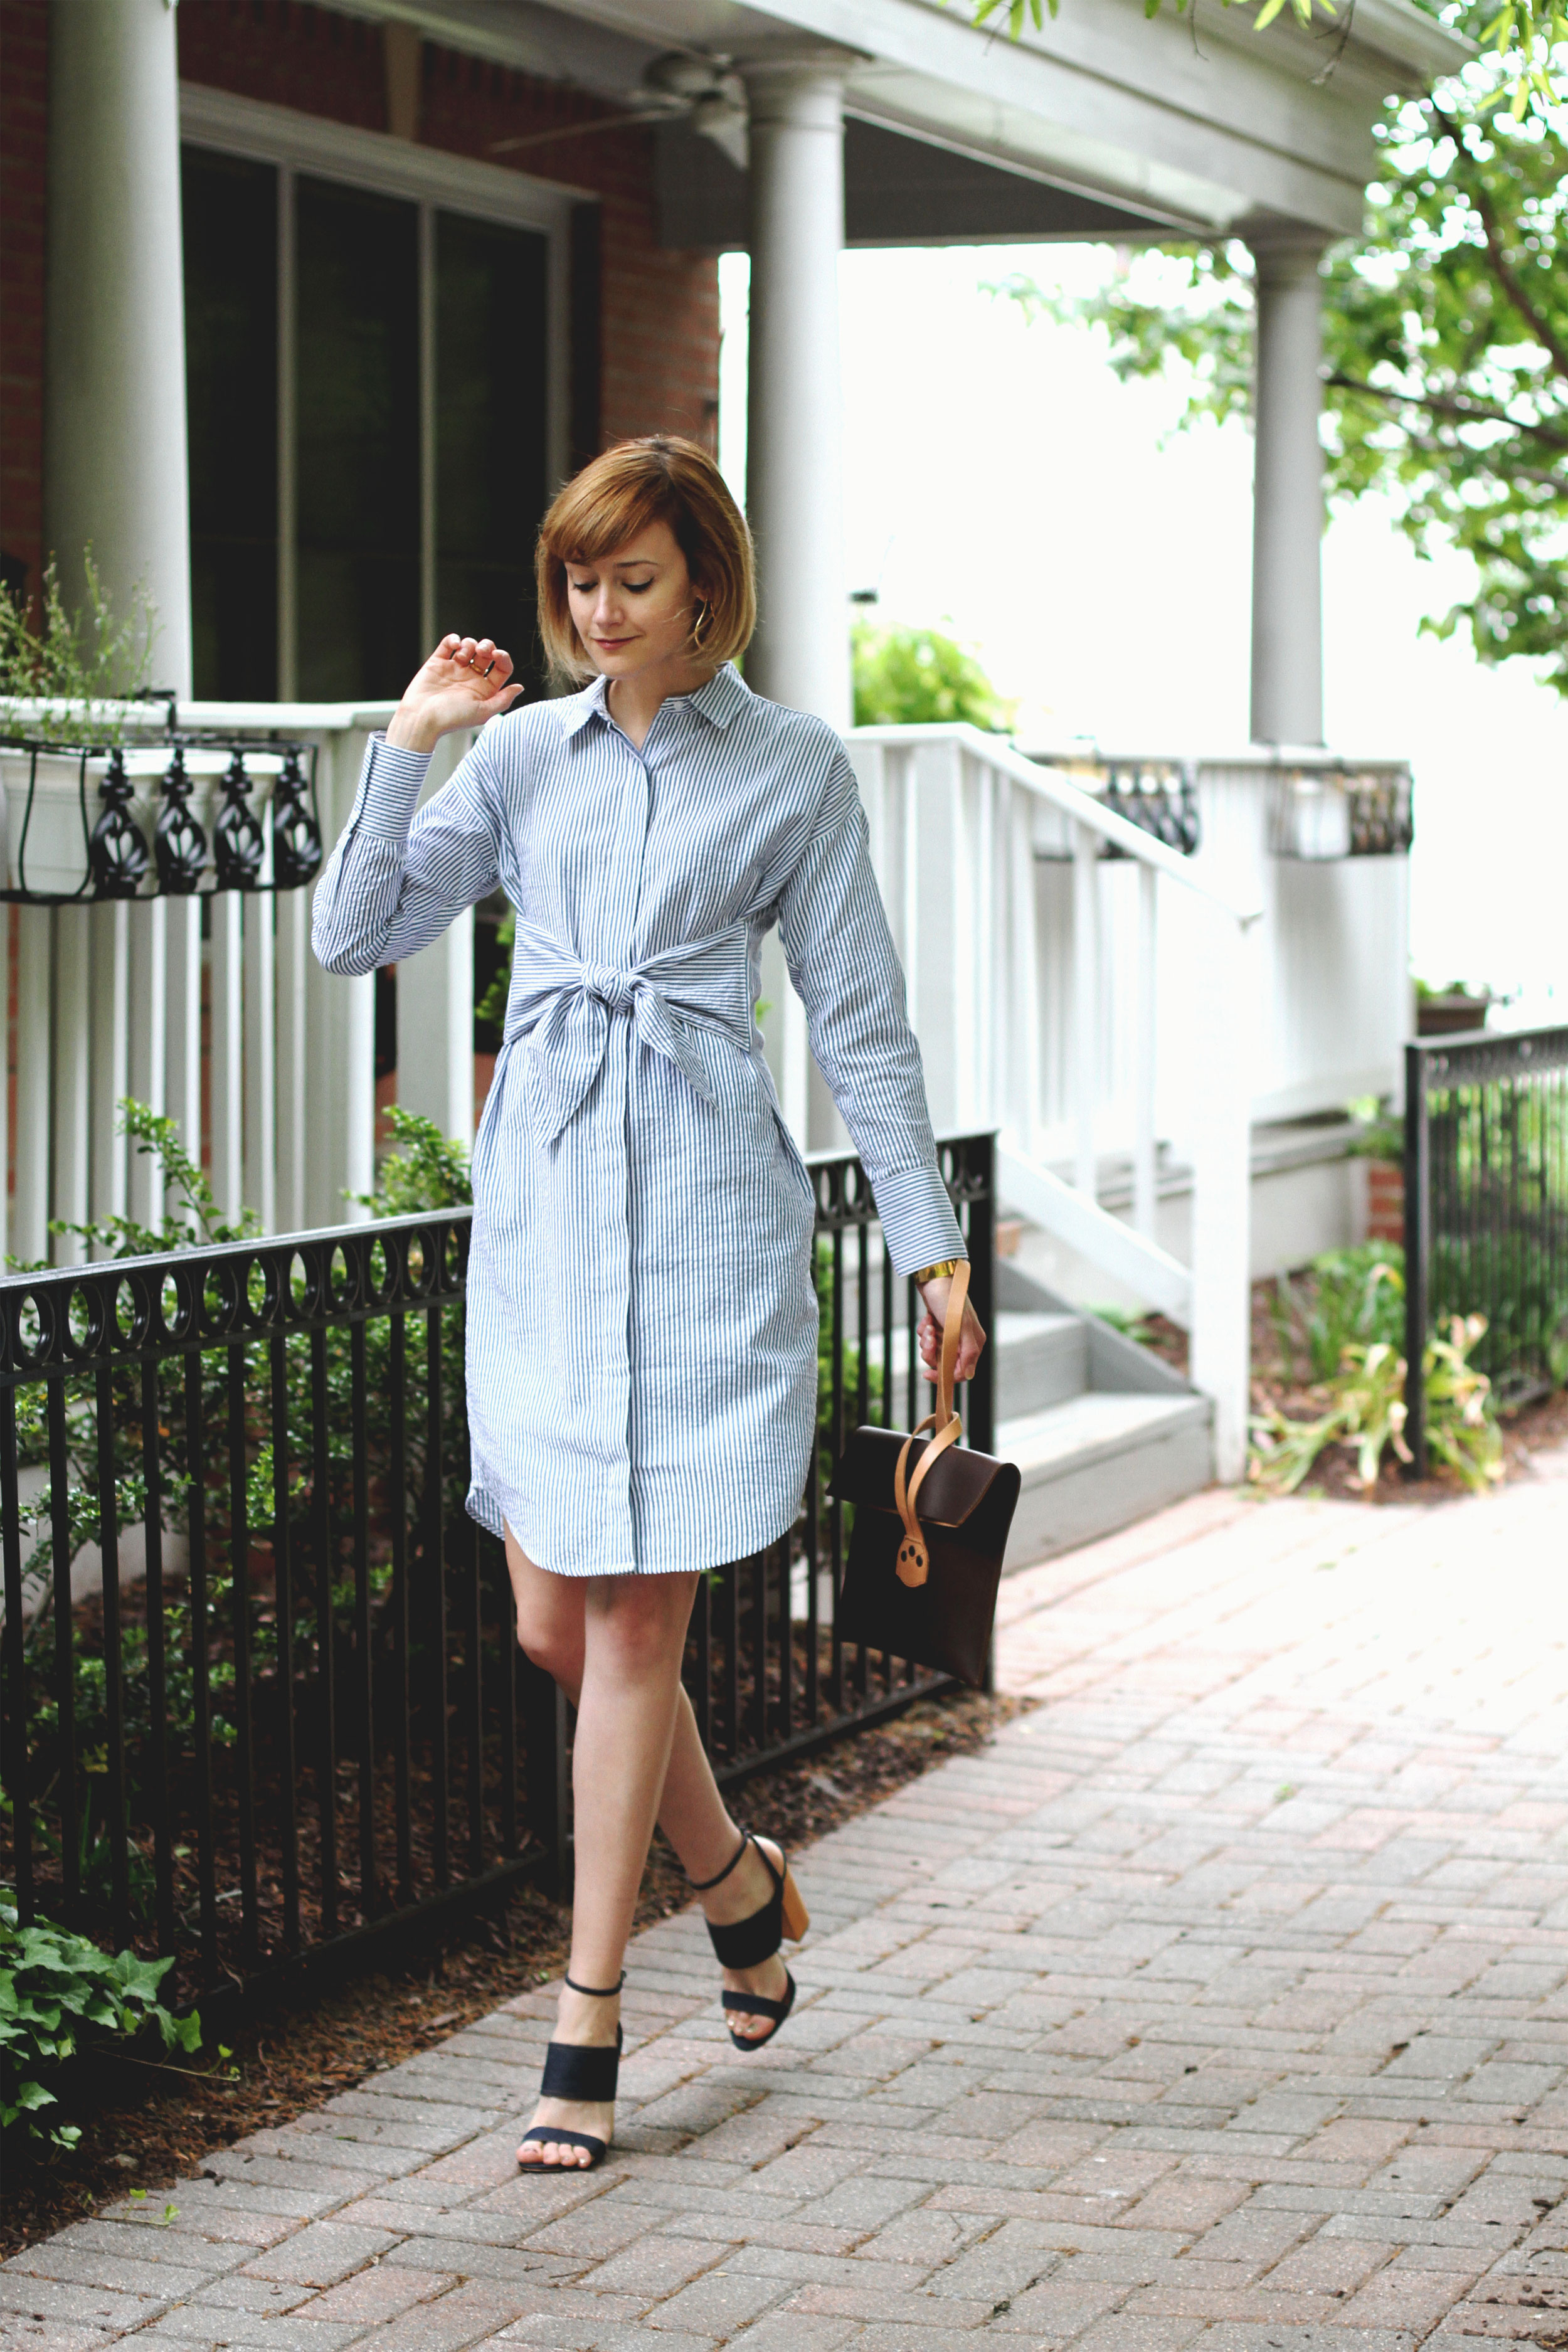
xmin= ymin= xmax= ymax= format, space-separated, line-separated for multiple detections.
xmin=536 ymin=437 xmax=756 ymax=687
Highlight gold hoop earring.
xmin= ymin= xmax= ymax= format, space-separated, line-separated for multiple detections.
xmin=692 ymin=602 xmax=709 ymax=651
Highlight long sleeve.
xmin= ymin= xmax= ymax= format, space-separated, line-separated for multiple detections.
xmin=776 ymin=750 xmax=965 ymax=1276
xmin=311 ymin=731 xmax=504 ymax=976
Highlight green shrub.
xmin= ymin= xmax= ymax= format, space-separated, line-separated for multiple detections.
xmin=852 ymin=623 xmax=1015 ymax=732
xmin=1270 ymin=1241 xmax=1406 ymax=1385
xmin=0 ymin=1894 xmax=199 ymax=2146
xmin=0 ymin=552 xmax=157 ymax=747
xmin=1251 ymin=1300 xmax=1503 ymax=1498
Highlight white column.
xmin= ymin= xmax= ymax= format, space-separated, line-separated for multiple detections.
xmin=275 ymin=889 xmax=310 ymax=1234
xmin=1189 ymin=911 xmax=1257 ymax=1483
xmin=305 ymin=728 xmax=378 ymax=1225
xmin=13 ymin=908 xmax=52 ymax=1264
xmin=51 ymin=909 xmax=92 ymax=1261
xmin=127 ymin=899 xmax=167 ymax=1231
xmin=89 ymin=901 xmax=131 ymax=1235
xmin=741 ymin=51 xmax=855 ymax=731
xmin=396 ymin=734 xmax=475 ymax=1150
xmin=1248 ymin=233 xmax=1329 ymax=748
xmin=164 ymin=896 xmax=203 ymax=1176
xmin=243 ymin=896 xmax=277 ymax=1234
xmin=43 ymin=0 xmax=192 ymax=695
xmin=210 ymin=893 xmax=244 ymax=1228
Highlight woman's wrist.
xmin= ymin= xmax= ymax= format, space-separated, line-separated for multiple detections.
xmin=384 ymin=702 xmax=443 ymax=755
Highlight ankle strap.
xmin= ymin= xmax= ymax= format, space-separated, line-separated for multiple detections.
xmin=686 ymin=1829 xmax=751 ymax=1894
xmin=564 ymin=1969 xmax=625 ymax=1998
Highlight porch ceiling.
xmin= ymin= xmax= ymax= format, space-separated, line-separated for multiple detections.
xmin=336 ymin=0 xmax=1473 ymax=239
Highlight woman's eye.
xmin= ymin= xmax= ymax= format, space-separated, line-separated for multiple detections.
xmin=623 ymin=577 xmax=655 ymax=595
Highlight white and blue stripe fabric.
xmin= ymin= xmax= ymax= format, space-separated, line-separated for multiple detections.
xmin=312 ymin=661 xmax=964 ymax=1577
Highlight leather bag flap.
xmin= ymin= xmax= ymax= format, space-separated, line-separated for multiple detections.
xmin=829 ymin=1425 xmax=1012 ymax=1530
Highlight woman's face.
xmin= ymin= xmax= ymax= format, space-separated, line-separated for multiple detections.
xmin=566 ymin=521 xmax=704 ymax=681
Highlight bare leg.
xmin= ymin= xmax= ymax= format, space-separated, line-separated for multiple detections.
xmin=509 ymin=1541 xmax=692 ymax=2166
xmin=506 ymin=1537 xmax=793 ymax=2054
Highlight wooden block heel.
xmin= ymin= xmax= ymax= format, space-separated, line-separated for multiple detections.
xmin=780 ymin=1866 xmax=810 ymax=1942
xmin=692 ymin=1830 xmax=810 ymax=2052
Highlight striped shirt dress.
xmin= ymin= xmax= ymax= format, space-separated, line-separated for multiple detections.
xmin=312 ymin=661 xmax=965 ymax=1577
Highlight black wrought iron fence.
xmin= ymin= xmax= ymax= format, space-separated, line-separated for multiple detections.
xmin=1405 ymin=1030 xmax=1568 ymax=1471
xmin=0 ymin=1134 xmax=993 ymax=2006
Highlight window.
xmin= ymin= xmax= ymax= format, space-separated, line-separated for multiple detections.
xmin=181 ymin=128 xmax=556 ymax=703
xmin=184 ymin=150 xmax=278 ymax=700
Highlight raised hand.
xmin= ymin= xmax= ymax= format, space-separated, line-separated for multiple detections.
xmin=385 ymin=635 xmax=524 ymax=753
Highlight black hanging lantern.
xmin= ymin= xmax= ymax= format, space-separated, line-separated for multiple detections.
xmin=213 ymin=750 xmax=265 ymax=891
xmin=87 ymin=748 xmax=151 ymax=898
xmin=271 ymin=749 xmax=322 ymax=889
xmin=154 ymin=744 xmax=208 ymax=894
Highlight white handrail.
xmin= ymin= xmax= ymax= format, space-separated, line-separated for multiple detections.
xmin=1 ymin=695 xmax=398 ymax=734
xmin=1 ymin=699 xmax=391 ymax=1267
xmin=850 ymin=723 xmax=1264 ymax=928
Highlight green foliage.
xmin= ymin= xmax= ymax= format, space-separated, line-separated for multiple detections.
xmin=851 ymin=623 xmax=1016 ymax=733
xmin=968 ymin=0 xmax=1342 ymax=34
xmin=353 ymin=1104 xmax=474 ymax=1215
xmin=1092 ymin=1304 xmax=1162 ymax=1349
xmin=0 ymin=1893 xmax=199 ymax=2146
xmin=0 ymin=553 xmax=158 ymax=746
xmin=1252 ymin=1246 xmax=1504 ymax=1495
xmin=37 ymin=1100 xmax=259 ymax=1268
xmin=968 ymin=0 xmax=1562 ymax=129
xmin=1271 ymin=1242 xmax=1407 ymax=1384
xmin=993 ymin=55 xmax=1568 ymax=688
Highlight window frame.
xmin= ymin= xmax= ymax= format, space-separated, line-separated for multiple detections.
xmin=179 ymin=82 xmax=578 ymax=696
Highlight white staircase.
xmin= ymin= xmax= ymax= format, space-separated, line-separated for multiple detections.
xmin=989 ymin=1261 xmax=1210 ymax=1564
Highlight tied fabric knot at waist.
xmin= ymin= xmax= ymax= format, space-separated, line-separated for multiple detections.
xmin=504 ymin=916 xmax=758 ymax=1143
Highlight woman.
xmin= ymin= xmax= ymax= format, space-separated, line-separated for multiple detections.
xmin=313 ymin=435 xmax=985 ymax=2173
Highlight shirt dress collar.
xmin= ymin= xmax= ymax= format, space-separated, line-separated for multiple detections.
xmin=559 ymin=662 xmax=750 ymax=740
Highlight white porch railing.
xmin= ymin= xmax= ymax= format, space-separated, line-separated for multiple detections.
xmin=811 ymin=726 xmax=1270 ymax=1478
xmin=789 ymin=725 xmax=1411 ymax=1480
xmin=2 ymin=699 xmax=398 ymax=1266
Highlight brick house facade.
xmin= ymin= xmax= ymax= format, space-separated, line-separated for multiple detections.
xmin=0 ymin=0 xmax=720 ymax=624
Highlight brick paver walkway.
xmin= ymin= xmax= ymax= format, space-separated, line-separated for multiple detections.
xmin=10 ymin=1451 xmax=1568 ymax=2351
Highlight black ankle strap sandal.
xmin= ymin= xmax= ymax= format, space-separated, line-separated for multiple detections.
xmin=517 ymin=1971 xmax=624 ymax=2173
xmin=691 ymin=1832 xmax=810 ymax=2051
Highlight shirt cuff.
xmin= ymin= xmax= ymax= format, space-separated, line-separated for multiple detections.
xmin=871 ymin=1165 xmax=968 ymax=1278
xmin=350 ymin=733 xmax=433 ymax=843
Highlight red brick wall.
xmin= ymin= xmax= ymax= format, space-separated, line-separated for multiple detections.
xmin=0 ymin=0 xmax=48 ymax=601
xmin=1365 ymin=1158 xmax=1405 ymax=1248
xmin=176 ymin=0 xmax=720 ymax=457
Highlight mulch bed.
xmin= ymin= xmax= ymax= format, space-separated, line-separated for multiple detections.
xmin=0 ymin=1683 xmax=1030 ymax=2260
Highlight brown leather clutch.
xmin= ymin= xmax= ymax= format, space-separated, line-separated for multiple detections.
xmin=828 ymin=1260 xmax=1020 ymax=1688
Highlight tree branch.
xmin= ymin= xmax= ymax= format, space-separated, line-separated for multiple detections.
xmin=1428 ymin=101 xmax=1568 ymax=388
xmin=1325 ymin=370 xmax=1568 ymax=455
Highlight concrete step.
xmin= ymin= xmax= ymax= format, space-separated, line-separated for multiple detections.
xmin=1000 ymin=1390 xmax=1213 ymax=1567
xmin=993 ymin=1308 xmax=1089 ymax=1419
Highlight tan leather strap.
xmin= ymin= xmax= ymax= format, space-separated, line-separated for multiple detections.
xmin=892 ymin=1259 xmax=971 ymax=1589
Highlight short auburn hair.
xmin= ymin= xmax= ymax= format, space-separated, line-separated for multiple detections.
xmin=535 ymin=435 xmax=756 ymax=686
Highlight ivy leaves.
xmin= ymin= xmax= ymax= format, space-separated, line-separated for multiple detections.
xmin=0 ymin=1899 xmax=199 ymax=2147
